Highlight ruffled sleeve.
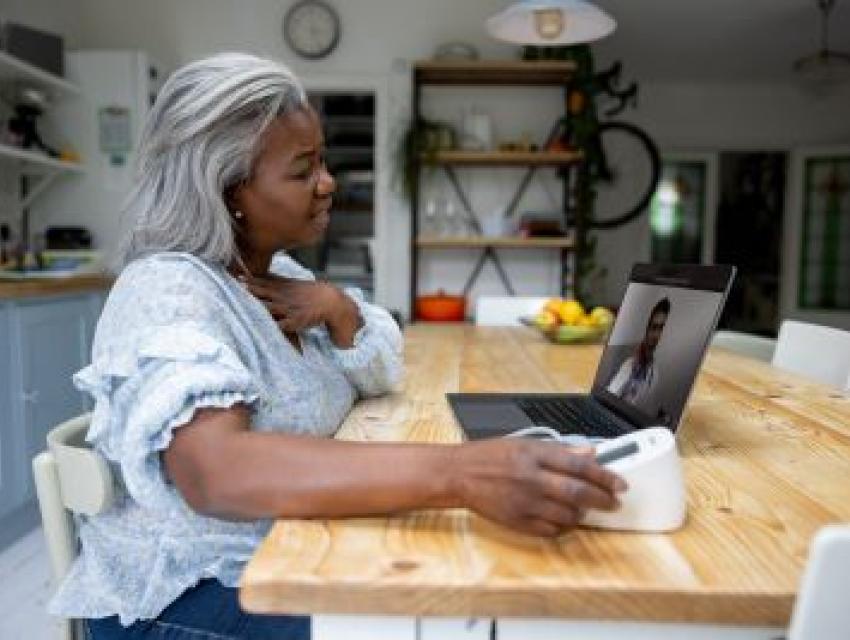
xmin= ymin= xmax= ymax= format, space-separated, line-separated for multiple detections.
xmin=71 ymin=254 xmax=266 ymax=513
xmin=74 ymin=325 xmax=261 ymax=512
xmin=315 ymin=287 xmax=403 ymax=398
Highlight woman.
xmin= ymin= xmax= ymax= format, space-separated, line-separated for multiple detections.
xmin=50 ymin=53 xmax=626 ymax=639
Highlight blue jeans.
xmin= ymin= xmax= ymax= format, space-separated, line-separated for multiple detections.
xmin=85 ymin=578 xmax=311 ymax=639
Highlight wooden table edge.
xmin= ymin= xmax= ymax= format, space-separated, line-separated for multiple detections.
xmin=239 ymin=581 xmax=793 ymax=625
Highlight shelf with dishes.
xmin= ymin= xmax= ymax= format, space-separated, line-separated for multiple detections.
xmin=414 ymin=60 xmax=577 ymax=86
xmin=0 ymin=142 xmax=84 ymax=175
xmin=421 ymin=150 xmax=582 ymax=167
xmin=0 ymin=48 xmax=88 ymax=277
xmin=0 ymin=50 xmax=79 ymax=97
xmin=416 ymin=235 xmax=574 ymax=249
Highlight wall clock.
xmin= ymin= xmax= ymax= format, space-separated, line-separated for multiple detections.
xmin=282 ymin=0 xmax=341 ymax=60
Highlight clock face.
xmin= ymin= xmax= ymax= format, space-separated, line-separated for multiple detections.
xmin=283 ymin=0 xmax=340 ymax=60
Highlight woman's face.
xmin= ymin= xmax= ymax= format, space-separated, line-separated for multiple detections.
xmin=232 ymin=107 xmax=335 ymax=255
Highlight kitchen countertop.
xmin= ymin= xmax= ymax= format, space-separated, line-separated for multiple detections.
xmin=0 ymin=274 xmax=114 ymax=300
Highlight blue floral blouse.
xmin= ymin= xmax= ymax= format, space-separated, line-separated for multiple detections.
xmin=48 ymin=252 xmax=403 ymax=626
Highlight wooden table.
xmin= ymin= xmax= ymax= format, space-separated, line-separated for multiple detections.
xmin=240 ymin=324 xmax=850 ymax=639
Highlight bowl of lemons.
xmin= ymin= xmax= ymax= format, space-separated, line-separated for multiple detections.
xmin=527 ymin=298 xmax=614 ymax=344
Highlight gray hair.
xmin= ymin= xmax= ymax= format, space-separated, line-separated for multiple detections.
xmin=118 ymin=52 xmax=307 ymax=267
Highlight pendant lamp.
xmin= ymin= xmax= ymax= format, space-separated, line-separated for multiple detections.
xmin=486 ymin=0 xmax=616 ymax=46
xmin=793 ymin=0 xmax=850 ymax=92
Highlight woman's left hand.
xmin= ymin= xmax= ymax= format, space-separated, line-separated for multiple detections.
xmin=243 ymin=274 xmax=362 ymax=347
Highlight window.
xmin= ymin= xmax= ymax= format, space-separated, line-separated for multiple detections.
xmin=799 ymin=156 xmax=850 ymax=310
xmin=650 ymin=160 xmax=707 ymax=264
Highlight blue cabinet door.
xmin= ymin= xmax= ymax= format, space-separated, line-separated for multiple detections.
xmin=12 ymin=296 xmax=93 ymax=503
xmin=0 ymin=303 xmax=21 ymax=520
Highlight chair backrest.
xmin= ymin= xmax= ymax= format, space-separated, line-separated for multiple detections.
xmin=32 ymin=413 xmax=114 ymax=586
xmin=788 ymin=525 xmax=850 ymax=640
xmin=711 ymin=330 xmax=776 ymax=363
xmin=474 ymin=296 xmax=549 ymax=327
xmin=772 ymin=320 xmax=850 ymax=388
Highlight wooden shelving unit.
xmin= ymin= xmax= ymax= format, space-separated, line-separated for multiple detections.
xmin=411 ymin=60 xmax=578 ymax=315
xmin=414 ymin=60 xmax=577 ymax=86
xmin=416 ymin=236 xmax=575 ymax=249
xmin=423 ymin=150 xmax=582 ymax=167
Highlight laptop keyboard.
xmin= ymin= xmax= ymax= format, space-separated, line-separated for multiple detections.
xmin=516 ymin=397 xmax=627 ymax=438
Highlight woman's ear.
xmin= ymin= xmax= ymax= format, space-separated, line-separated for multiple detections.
xmin=224 ymin=182 xmax=245 ymax=217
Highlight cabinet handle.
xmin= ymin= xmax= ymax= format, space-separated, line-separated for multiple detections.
xmin=22 ymin=390 xmax=40 ymax=404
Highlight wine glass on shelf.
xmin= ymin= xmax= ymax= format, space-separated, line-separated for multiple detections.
xmin=421 ymin=198 xmax=441 ymax=237
xmin=443 ymin=200 xmax=465 ymax=237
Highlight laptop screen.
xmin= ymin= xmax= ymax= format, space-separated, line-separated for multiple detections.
xmin=591 ymin=264 xmax=734 ymax=431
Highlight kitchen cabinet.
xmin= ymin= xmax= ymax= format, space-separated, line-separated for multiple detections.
xmin=0 ymin=307 xmax=19 ymax=521
xmin=0 ymin=290 xmax=104 ymax=549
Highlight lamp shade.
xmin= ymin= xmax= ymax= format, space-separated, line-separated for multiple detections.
xmin=793 ymin=51 xmax=850 ymax=94
xmin=487 ymin=0 xmax=616 ymax=46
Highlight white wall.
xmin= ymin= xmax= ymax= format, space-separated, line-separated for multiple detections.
xmin=6 ymin=0 xmax=850 ymax=325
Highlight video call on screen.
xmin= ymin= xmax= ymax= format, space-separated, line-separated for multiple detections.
xmin=592 ymin=282 xmax=725 ymax=428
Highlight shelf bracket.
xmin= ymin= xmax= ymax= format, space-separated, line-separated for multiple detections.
xmin=503 ymin=166 xmax=538 ymax=220
xmin=461 ymin=247 xmax=516 ymax=297
xmin=20 ymin=171 xmax=60 ymax=209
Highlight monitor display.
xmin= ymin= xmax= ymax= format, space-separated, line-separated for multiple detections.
xmin=591 ymin=277 xmax=727 ymax=430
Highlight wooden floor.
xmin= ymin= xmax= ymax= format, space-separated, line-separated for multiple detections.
xmin=0 ymin=527 xmax=62 ymax=640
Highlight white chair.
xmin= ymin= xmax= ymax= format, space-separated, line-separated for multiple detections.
xmin=474 ymin=296 xmax=549 ymax=327
xmin=788 ymin=524 xmax=850 ymax=640
xmin=711 ymin=330 xmax=776 ymax=362
xmin=32 ymin=413 xmax=114 ymax=640
xmin=772 ymin=320 xmax=850 ymax=388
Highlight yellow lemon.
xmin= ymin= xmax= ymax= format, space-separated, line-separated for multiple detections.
xmin=534 ymin=310 xmax=558 ymax=330
xmin=556 ymin=299 xmax=585 ymax=325
xmin=590 ymin=306 xmax=614 ymax=327
xmin=544 ymin=298 xmax=562 ymax=314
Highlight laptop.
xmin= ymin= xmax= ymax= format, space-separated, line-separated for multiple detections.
xmin=448 ymin=263 xmax=736 ymax=440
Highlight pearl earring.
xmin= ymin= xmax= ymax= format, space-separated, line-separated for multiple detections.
xmin=233 ymin=210 xmax=244 ymax=219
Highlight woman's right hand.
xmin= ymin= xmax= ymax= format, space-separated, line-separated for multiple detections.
xmin=449 ymin=439 xmax=627 ymax=537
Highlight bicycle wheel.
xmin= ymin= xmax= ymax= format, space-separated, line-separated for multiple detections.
xmin=587 ymin=121 xmax=660 ymax=230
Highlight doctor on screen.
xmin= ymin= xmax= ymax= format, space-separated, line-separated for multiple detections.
xmin=606 ymin=297 xmax=670 ymax=410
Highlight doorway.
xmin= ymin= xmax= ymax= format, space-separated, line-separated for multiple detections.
xmin=714 ymin=152 xmax=787 ymax=336
xmin=290 ymin=91 xmax=376 ymax=300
